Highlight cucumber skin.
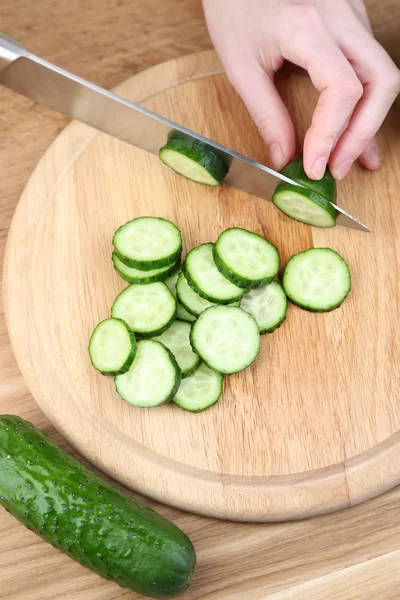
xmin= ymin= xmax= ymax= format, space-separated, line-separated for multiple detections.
xmin=115 ymin=249 xmax=181 ymax=272
xmin=159 ymin=135 xmax=230 ymax=186
xmin=88 ymin=318 xmax=137 ymax=376
xmin=112 ymin=253 xmax=179 ymax=285
xmin=280 ymin=157 xmax=336 ymax=202
xmin=212 ymin=246 xmax=276 ymax=290
xmin=0 ymin=416 xmax=196 ymax=598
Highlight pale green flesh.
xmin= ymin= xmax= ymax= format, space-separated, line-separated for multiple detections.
xmin=113 ymin=253 xmax=173 ymax=278
xmin=177 ymin=304 xmax=196 ymax=322
xmin=192 ymin=306 xmax=260 ymax=374
xmin=274 ymin=190 xmax=335 ymax=227
xmin=240 ymin=282 xmax=287 ymax=331
xmin=186 ymin=244 xmax=243 ymax=301
xmin=89 ymin=318 xmax=132 ymax=372
xmin=115 ymin=340 xmax=177 ymax=407
xmin=164 ymin=267 xmax=181 ymax=296
xmin=284 ymin=249 xmax=350 ymax=310
xmin=154 ymin=320 xmax=199 ymax=375
xmin=174 ymin=364 xmax=223 ymax=411
xmin=177 ymin=272 xmax=239 ymax=315
xmin=111 ymin=282 xmax=176 ymax=334
xmin=217 ymin=229 xmax=279 ymax=280
xmin=114 ymin=217 xmax=181 ymax=261
xmin=160 ymin=149 xmax=219 ymax=185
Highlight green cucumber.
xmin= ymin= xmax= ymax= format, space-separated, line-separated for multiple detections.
xmin=272 ymin=157 xmax=337 ymax=228
xmin=159 ymin=133 xmax=229 ymax=186
xmin=113 ymin=217 xmax=182 ymax=271
xmin=240 ymin=281 xmax=288 ymax=333
xmin=183 ymin=243 xmax=244 ymax=304
xmin=177 ymin=303 xmax=196 ymax=323
xmin=115 ymin=340 xmax=181 ymax=407
xmin=111 ymin=282 xmax=177 ymax=338
xmin=173 ymin=364 xmax=223 ymax=412
xmin=190 ymin=306 xmax=260 ymax=374
xmin=0 ymin=415 xmax=196 ymax=598
xmin=112 ymin=252 xmax=178 ymax=285
xmin=153 ymin=320 xmax=201 ymax=378
xmin=214 ymin=228 xmax=280 ymax=289
xmin=283 ymin=248 xmax=351 ymax=312
xmin=164 ymin=267 xmax=197 ymax=322
xmin=176 ymin=271 xmax=240 ymax=316
xmin=88 ymin=318 xmax=136 ymax=375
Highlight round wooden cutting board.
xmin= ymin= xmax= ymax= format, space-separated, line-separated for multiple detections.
xmin=4 ymin=51 xmax=400 ymax=522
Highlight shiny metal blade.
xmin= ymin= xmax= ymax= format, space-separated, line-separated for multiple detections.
xmin=0 ymin=33 xmax=370 ymax=232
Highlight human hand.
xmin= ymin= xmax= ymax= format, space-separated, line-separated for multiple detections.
xmin=203 ymin=0 xmax=400 ymax=180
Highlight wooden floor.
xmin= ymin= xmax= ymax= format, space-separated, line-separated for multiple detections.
xmin=1 ymin=1 xmax=400 ymax=598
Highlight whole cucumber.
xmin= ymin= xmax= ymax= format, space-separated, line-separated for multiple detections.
xmin=0 ymin=416 xmax=196 ymax=598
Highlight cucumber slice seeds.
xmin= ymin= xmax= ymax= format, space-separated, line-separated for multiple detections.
xmin=173 ymin=364 xmax=223 ymax=412
xmin=89 ymin=318 xmax=136 ymax=375
xmin=240 ymin=281 xmax=288 ymax=333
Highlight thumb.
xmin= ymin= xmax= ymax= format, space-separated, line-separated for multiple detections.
xmin=227 ymin=62 xmax=296 ymax=170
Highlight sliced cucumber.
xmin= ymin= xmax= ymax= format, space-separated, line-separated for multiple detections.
xmin=173 ymin=364 xmax=223 ymax=412
xmin=159 ymin=134 xmax=229 ymax=186
xmin=115 ymin=340 xmax=181 ymax=407
xmin=112 ymin=252 xmax=178 ymax=285
xmin=283 ymin=248 xmax=351 ymax=312
xmin=177 ymin=303 xmax=197 ymax=323
xmin=214 ymin=228 xmax=280 ymax=289
xmin=190 ymin=306 xmax=260 ymax=374
xmin=113 ymin=217 xmax=182 ymax=270
xmin=240 ymin=281 xmax=288 ymax=333
xmin=111 ymin=282 xmax=176 ymax=337
xmin=88 ymin=318 xmax=136 ymax=375
xmin=154 ymin=320 xmax=201 ymax=378
xmin=183 ymin=243 xmax=244 ymax=304
xmin=272 ymin=157 xmax=337 ymax=227
xmin=164 ymin=265 xmax=181 ymax=296
xmin=177 ymin=271 xmax=239 ymax=316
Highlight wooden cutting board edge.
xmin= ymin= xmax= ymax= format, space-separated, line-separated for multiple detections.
xmin=4 ymin=49 xmax=400 ymax=522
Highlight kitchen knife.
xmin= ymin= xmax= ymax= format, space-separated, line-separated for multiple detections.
xmin=0 ymin=33 xmax=370 ymax=232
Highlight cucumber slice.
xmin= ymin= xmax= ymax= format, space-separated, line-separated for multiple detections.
xmin=112 ymin=252 xmax=178 ymax=285
xmin=214 ymin=228 xmax=280 ymax=289
xmin=159 ymin=134 xmax=229 ymax=186
xmin=272 ymin=157 xmax=337 ymax=228
xmin=88 ymin=318 xmax=136 ymax=375
xmin=176 ymin=271 xmax=239 ymax=316
xmin=111 ymin=282 xmax=177 ymax=337
xmin=164 ymin=266 xmax=181 ymax=296
xmin=190 ymin=306 xmax=260 ymax=374
xmin=283 ymin=248 xmax=351 ymax=312
xmin=115 ymin=340 xmax=181 ymax=407
xmin=154 ymin=320 xmax=201 ymax=378
xmin=113 ymin=217 xmax=182 ymax=270
xmin=183 ymin=243 xmax=244 ymax=304
xmin=240 ymin=281 xmax=288 ymax=333
xmin=177 ymin=303 xmax=197 ymax=323
xmin=173 ymin=364 xmax=223 ymax=412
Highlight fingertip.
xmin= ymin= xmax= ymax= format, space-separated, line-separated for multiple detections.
xmin=359 ymin=139 xmax=381 ymax=171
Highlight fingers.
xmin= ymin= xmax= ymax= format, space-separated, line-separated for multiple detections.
xmin=227 ymin=62 xmax=296 ymax=170
xmin=359 ymin=137 xmax=380 ymax=171
xmin=279 ymin=5 xmax=363 ymax=179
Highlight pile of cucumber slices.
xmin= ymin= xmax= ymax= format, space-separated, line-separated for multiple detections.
xmin=89 ymin=214 xmax=351 ymax=412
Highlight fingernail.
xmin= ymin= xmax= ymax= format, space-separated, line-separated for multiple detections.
xmin=332 ymin=158 xmax=353 ymax=180
xmin=269 ymin=143 xmax=284 ymax=171
xmin=369 ymin=145 xmax=381 ymax=167
xmin=311 ymin=156 xmax=327 ymax=180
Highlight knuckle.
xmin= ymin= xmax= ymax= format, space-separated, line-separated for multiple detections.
xmin=385 ymin=67 xmax=400 ymax=95
xmin=335 ymin=73 xmax=364 ymax=103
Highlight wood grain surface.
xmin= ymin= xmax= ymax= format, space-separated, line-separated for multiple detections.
xmin=1 ymin=1 xmax=400 ymax=598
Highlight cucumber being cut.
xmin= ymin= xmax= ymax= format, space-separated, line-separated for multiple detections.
xmin=190 ymin=306 xmax=260 ymax=374
xmin=159 ymin=133 xmax=230 ymax=186
xmin=115 ymin=339 xmax=181 ymax=407
xmin=240 ymin=281 xmax=288 ymax=333
xmin=154 ymin=320 xmax=201 ymax=378
xmin=164 ymin=267 xmax=197 ymax=322
xmin=0 ymin=416 xmax=196 ymax=598
xmin=112 ymin=252 xmax=178 ymax=285
xmin=88 ymin=318 xmax=136 ymax=375
xmin=272 ymin=157 xmax=337 ymax=228
xmin=113 ymin=216 xmax=182 ymax=270
xmin=214 ymin=228 xmax=280 ymax=289
xmin=173 ymin=364 xmax=223 ymax=412
xmin=111 ymin=282 xmax=176 ymax=337
xmin=283 ymin=248 xmax=351 ymax=312
xmin=183 ymin=243 xmax=244 ymax=304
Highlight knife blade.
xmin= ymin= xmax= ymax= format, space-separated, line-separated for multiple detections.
xmin=0 ymin=33 xmax=370 ymax=232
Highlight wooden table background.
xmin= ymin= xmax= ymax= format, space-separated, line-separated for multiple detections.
xmin=0 ymin=1 xmax=399 ymax=598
